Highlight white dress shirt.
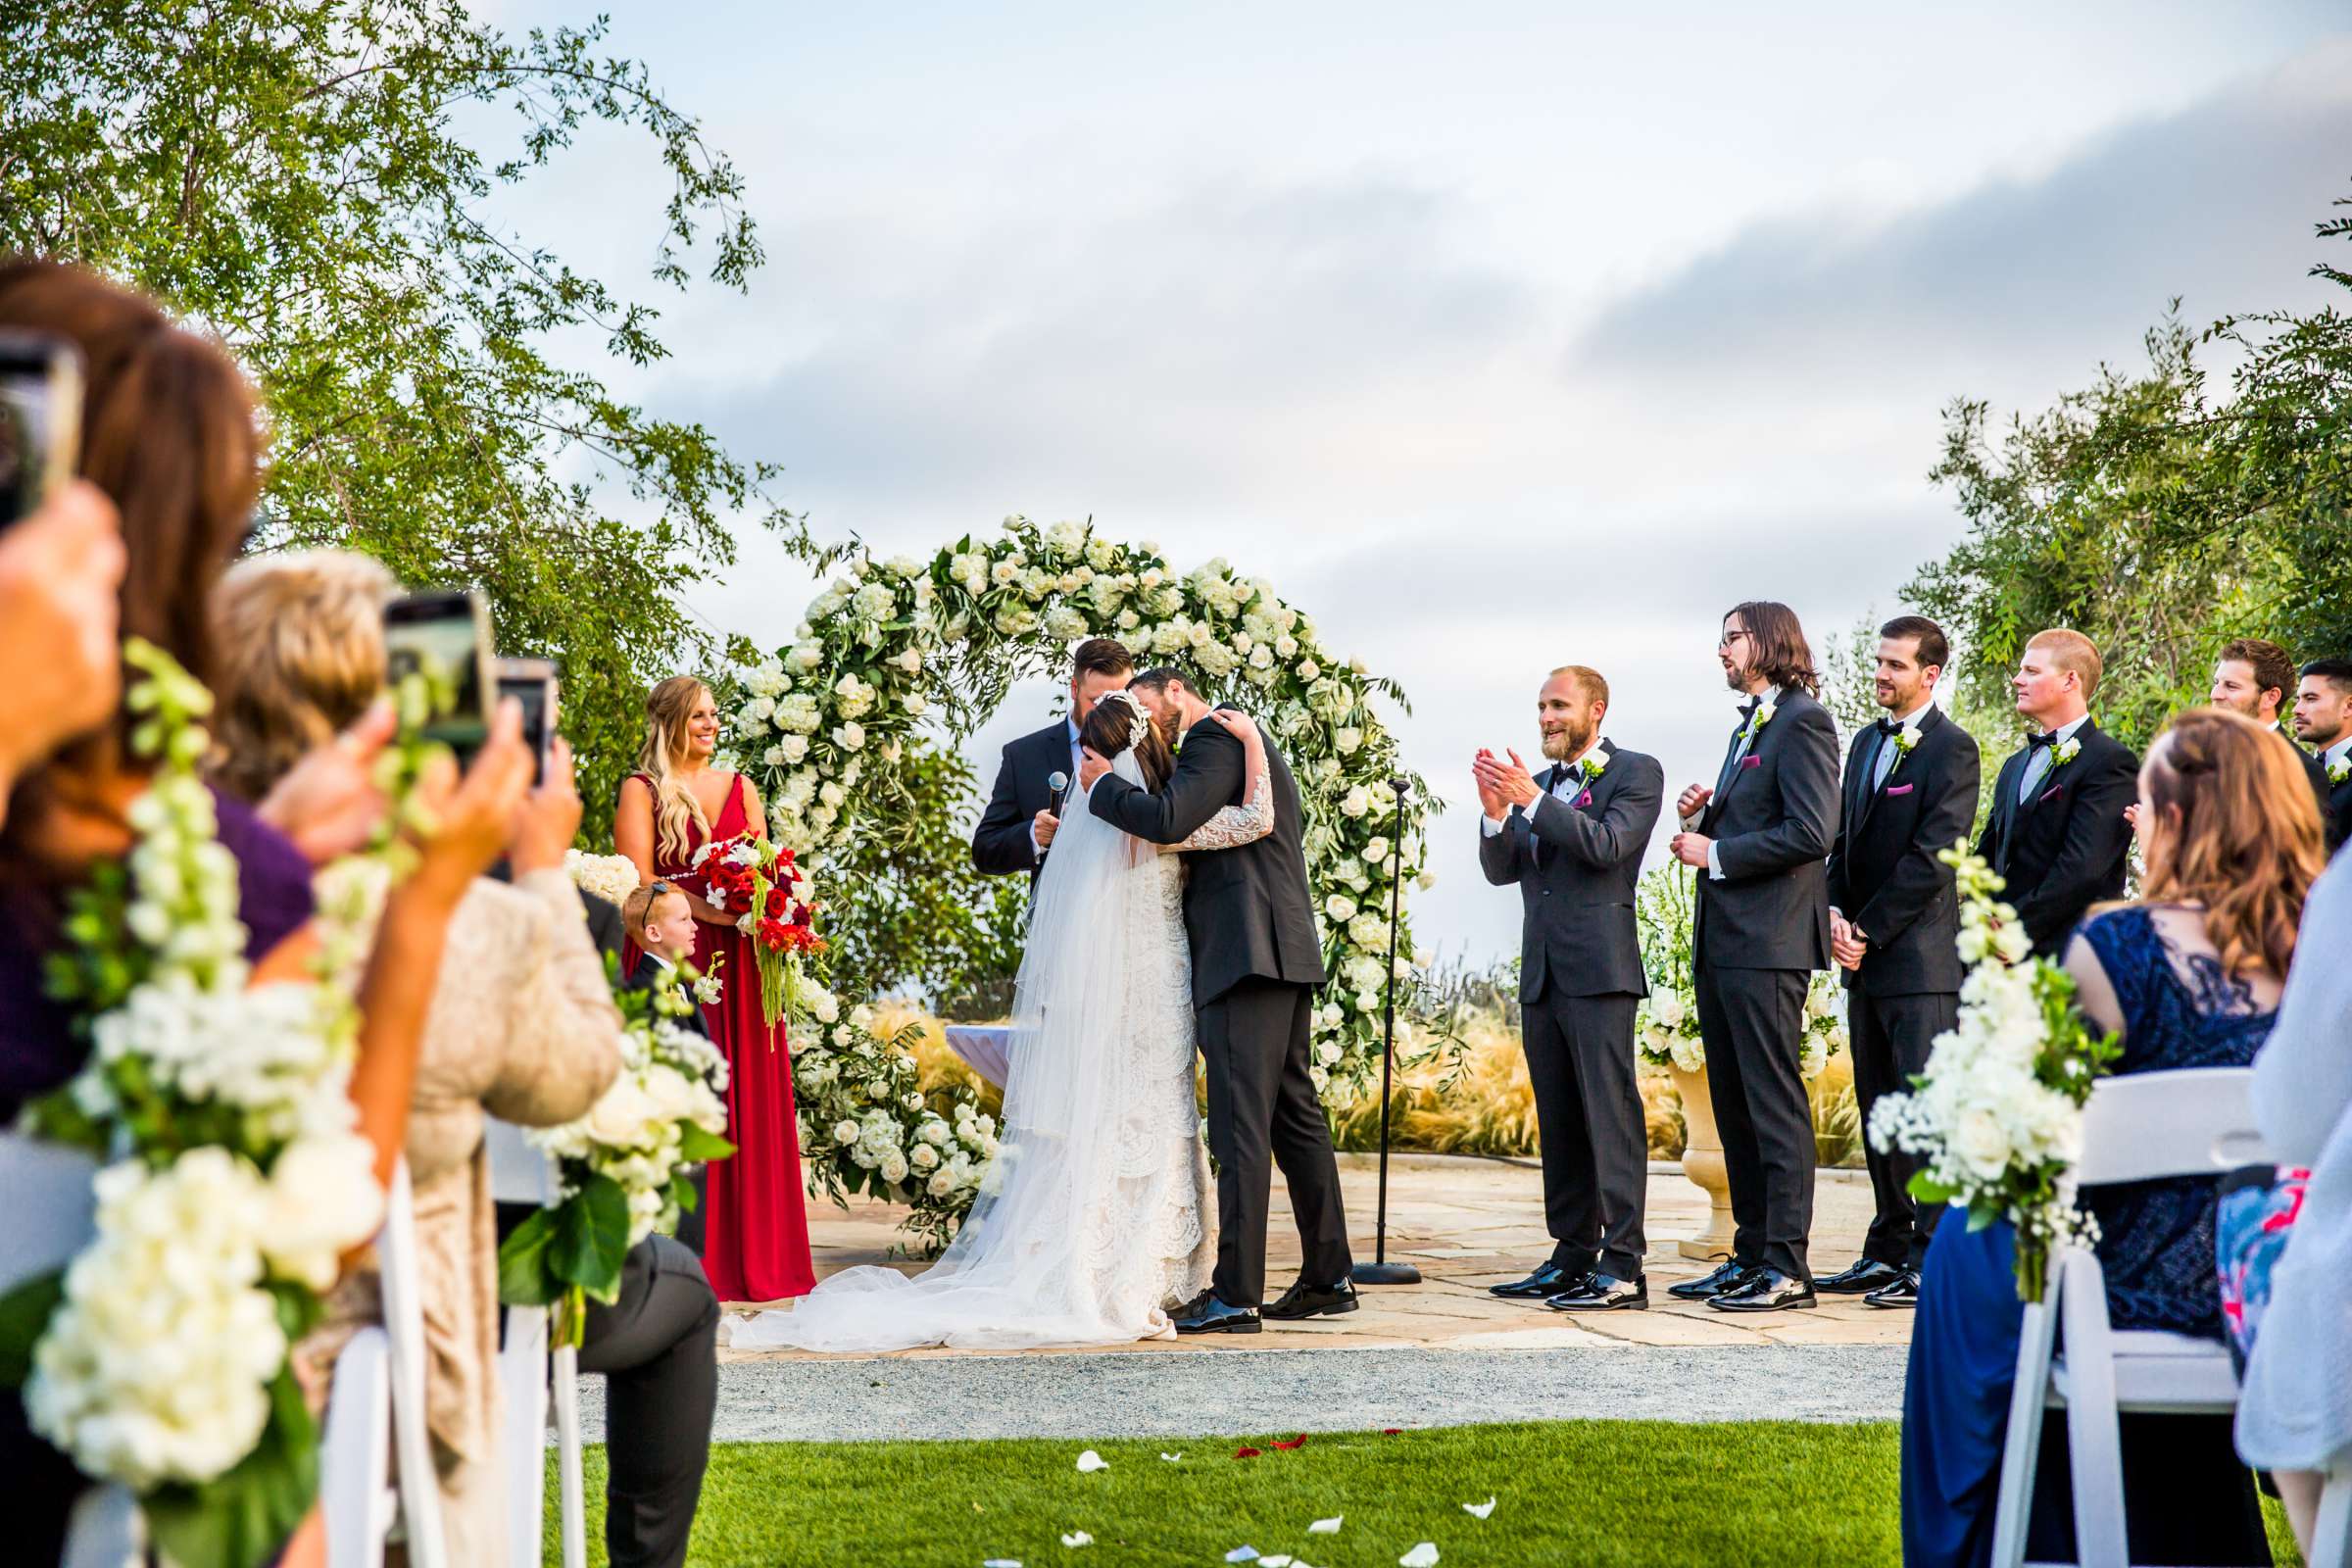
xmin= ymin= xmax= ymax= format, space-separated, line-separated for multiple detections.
xmin=1703 ymin=686 xmax=1785 ymax=880
xmin=1483 ymin=740 xmax=1600 ymax=837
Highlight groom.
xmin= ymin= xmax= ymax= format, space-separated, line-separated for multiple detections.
xmin=1081 ymin=666 xmax=1355 ymax=1333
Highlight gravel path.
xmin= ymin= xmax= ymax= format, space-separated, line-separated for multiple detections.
xmin=571 ymin=1345 xmax=1908 ymax=1445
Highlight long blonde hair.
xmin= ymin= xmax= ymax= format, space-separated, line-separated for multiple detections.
xmin=638 ymin=675 xmax=714 ymax=863
xmin=2137 ymin=707 xmax=2324 ymax=980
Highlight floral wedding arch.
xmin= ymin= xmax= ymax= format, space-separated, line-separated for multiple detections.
xmin=727 ymin=514 xmax=1436 ymax=1247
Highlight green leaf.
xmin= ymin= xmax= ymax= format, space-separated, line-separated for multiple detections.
xmin=145 ymin=1368 xmax=318 ymax=1568
xmin=0 ymin=1271 xmax=66 ymax=1388
xmin=551 ymin=1176 xmax=631 ymax=1303
xmin=497 ymin=1205 xmax=564 ymax=1306
xmin=677 ymin=1124 xmax=736 ymax=1163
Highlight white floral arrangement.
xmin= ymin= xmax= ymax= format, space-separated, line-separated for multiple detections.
xmin=785 ymin=980 xmax=998 ymax=1254
xmin=1633 ymin=861 xmax=1843 ymax=1079
xmin=1866 ymin=847 xmax=2119 ymax=1301
xmin=564 ymin=848 xmax=643 ymax=909
xmin=729 ymin=517 xmax=1434 ymax=1247
xmin=501 ymin=971 xmax=734 ymax=1341
xmin=0 ymin=642 xmax=391 ymax=1568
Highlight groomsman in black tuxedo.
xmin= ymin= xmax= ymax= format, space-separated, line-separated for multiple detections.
xmin=1667 ymin=602 xmax=1840 ymax=1314
xmin=1472 ymin=665 xmax=1664 ymax=1312
xmin=1974 ymin=630 xmax=2138 ymax=958
xmin=2210 ymin=638 xmax=2329 ymax=811
xmin=1818 ymin=616 xmax=1979 ymax=1309
xmin=2293 ymin=658 xmax=2352 ymax=853
xmin=971 ymin=638 xmax=1134 ymax=882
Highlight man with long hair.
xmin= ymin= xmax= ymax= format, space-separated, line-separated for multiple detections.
xmin=1973 ymin=629 xmax=2138 ymax=956
xmin=1666 ymin=601 xmax=1840 ymax=1312
xmin=972 ymin=638 xmax=1134 ymax=882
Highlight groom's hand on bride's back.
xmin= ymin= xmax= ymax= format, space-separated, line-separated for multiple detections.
xmin=1077 ymin=746 xmax=1112 ymax=790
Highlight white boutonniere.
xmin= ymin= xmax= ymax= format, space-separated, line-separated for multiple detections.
xmin=1745 ymin=700 xmax=1777 ymax=740
xmin=2052 ymin=736 xmax=2082 ymax=769
xmin=2329 ymin=756 xmax=2350 ymax=786
xmin=1581 ymin=752 xmax=1609 ymax=782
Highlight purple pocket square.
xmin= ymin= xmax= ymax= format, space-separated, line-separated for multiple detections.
xmin=1574 ymin=789 xmax=1594 ymax=808
xmin=1885 ymin=783 xmax=1915 ymax=796
xmin=2039 ymin=784 xmax=2065 ymax=804
xmin=1740 ymin=756 xmax=1762 ymax=770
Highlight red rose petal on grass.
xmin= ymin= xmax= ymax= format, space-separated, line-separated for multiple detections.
xmin=1270 ymin=1436 xmax=1307 ymax=1450
xmin=1233 ymin=1446 xmax=1263 ymax=1459
xmin=1382 ymin=1429 xmax=1402 ymax=1437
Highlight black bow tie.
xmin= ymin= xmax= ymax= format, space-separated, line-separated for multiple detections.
xmin=1877 ymin=717 xmax=1903 ymax=737
xmin=2028 ymin=730 xmax=2061 ymax=751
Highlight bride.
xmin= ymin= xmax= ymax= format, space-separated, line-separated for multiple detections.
xmin=730 ymin=689 xmax=1275 ymax=1351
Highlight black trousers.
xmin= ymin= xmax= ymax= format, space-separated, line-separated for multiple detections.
xmin=1522 ymin=989 xmax=1646 ymax=1278
xmin=1198 ymin=977 xmax=1352 ymax=1307
xmin=1693 ymin=962 xmax=1815 ymax=1278
xmin=578 ymin=1234 xmax=720 ymax=1568
xmin=1848 ymin=981 xmax=1957 ymax=1271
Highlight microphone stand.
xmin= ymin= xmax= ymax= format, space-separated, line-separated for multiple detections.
xmin=1351 ymin=774 xmax=1421 ymax=1288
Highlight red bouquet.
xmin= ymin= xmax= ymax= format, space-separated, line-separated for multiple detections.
xmin=687 ymin=832 xmax=826 ymax=1031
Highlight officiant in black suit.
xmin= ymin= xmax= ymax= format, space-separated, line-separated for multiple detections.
xmin=1081 ymin=665 xmax=1353 ymax=1334
xmin=1667 ymin=601 xmax=1840 ymax=1314
xmin=1818 ymin=615 xmax=1980 ymax=1309
xmin=970 ymin=638 xmax=1134 ymax=881
xmin=1973 ymin=629 xmax=2138 ymax=958
xmin=1473 ymin=665 xmax=1663 ymax=1312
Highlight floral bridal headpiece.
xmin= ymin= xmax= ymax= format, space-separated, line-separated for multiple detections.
xmin=1100 ymin=688 xmax=1153 ymax=750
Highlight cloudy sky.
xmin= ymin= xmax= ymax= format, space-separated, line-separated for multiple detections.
xmin=486 ymin=1 xmax=2352 ymax=964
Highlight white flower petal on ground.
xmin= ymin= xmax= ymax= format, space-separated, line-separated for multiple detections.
xmin=1159 ymin=1451 xmax=1182 ymax=1462
xmin=1060 ymin=1531 xmax=1094 ymax=1548
xmin=1308 ymin=1517 xmax=1343 ymax=1535
xmin=1399 ymin=1545 xmax=1441 ymax=1568
xmin=1463 ymin=1496 xmax=1497 ymax=1519
xmin=1225 ymin=1549 xmax=1260 ymax=1564
xmin=1075 ymin=1448 xmax=1107 ymax=1473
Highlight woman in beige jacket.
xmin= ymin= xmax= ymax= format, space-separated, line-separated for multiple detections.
xmin=211 ymin=551 xmax=624 ymax=1565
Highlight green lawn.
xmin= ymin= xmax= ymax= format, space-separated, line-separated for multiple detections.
xmin=549 ymin=1420 xmax=1907 ymax=1567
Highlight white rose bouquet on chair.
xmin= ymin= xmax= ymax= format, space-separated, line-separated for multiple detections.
xmin=1866 ymin=846 xmax=2123 ymax=1302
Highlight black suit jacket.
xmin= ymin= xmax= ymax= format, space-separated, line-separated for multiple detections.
xmin=1478 ymin=741 xmax=1662 ymax=1002
xmin=2280 ymin=724 xmax=2331 ymax=822
xmin=2324 ymin=765 xmax=2352 ymax=856
xmin=1824 ymin=707 xmax=1981 ymax=996
xmin=1691 ymin=687 xmax=1839 ymax=972
xmin=1088 ymin=710 xmax=1327 ymax=1004
xmin=1974 ymin=718 xmax=2138 ymax=957
xmin=579 ymin=889 xmax=626 ymax=964
xmin=971 ymin=719 xmax=1077 ymax=881
xmin=626 ymin=954 xmax=710 ymax=1037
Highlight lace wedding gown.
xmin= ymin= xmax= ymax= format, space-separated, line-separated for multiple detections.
xmin=729 ymin=747 xmax=1271 ymax=1351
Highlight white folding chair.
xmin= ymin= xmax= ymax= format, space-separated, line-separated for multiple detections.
xmin=487 ymin=1117 xmax=586 ymax=1568
xmin=0 ymin=1132 xmax=146 ymax=1568
xmin=2312 ymin=1467 xmax=2352 ymax=1568
xmin=1989 ymin=1067 xmax=2269 ymax=1568
xmin=321 ymin=1157 xmax=449 ymax=1568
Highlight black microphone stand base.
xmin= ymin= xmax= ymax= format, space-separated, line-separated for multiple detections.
xmin=1350 ymin=1259 xmax=1422 ymax=1287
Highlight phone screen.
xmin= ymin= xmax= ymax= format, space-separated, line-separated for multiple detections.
xmin=384 ymin=590 xmax=494 ymax=758
xmin=497 ymin=658 xmax=560 ymax=783
xmin=0 ymin=330 xmax=84 ymax=524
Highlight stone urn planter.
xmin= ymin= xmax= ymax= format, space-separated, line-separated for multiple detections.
xmin=1667 ymin=1062 xmax=1738 ymax=1260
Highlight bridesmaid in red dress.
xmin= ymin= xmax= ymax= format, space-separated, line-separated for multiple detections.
xmin=616 ymin=676 xmax=816 ymax=1302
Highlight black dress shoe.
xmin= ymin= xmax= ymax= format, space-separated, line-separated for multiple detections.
xmin=1863 ymin=1270 xmax=1920 ymax=1309
xmin=1814 ymin=1258 xmax=1904 ymax=1296
xmin=1666 ymin=1259 xmax=1753 ymax=1300
xmin=1547 ymin=1272 xmax=1648 ymax=1312
xmin=1264 ymin=1277 xmax=1360 ymax=1320
xmin=1489 ymin=1262 xmax=1582 ymax=1300
xmin=1171 ymin=1292 xmax=1262 ymax=1334
xmin=1705 ymin=1268 xmax=1818 ymax=1313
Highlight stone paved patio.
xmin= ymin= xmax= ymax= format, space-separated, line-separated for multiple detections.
xmin=720 ymin=1152 xmax=1916 ymax=1359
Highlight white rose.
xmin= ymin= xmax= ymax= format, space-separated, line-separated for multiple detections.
xmin=1297 ymin=660 xmax=1320 ymax=681
xmin=1324 ymin=894 xmax=1357 ymax=922
xmin=834 ymin=722 xmax=866 ymax=752
xmin=779 ymin=734 xmax=809 ymax=764
xmin=831 ymin=1119 xmax=860 ymax=1145
xmin=260 ymin=1135 xmax=383 ymax=1292
xmin=1952 ymin=1107 xmax=2013 ymax=1183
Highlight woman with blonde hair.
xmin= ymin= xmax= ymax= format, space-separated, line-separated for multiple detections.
xmin=1903 ymin=707 xmax=2324 ymax=1566
xmin=615 ymin=676 xmax=814 ymax=1301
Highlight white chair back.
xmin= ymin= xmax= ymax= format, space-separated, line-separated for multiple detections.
xmin=486 ymin=1118 xmax=558 ymax=1204
xmin=2073 ymin=1068 xmax=2266 ymax=1186
xmin=484 ymin=1118 xmax=585 ymax=1568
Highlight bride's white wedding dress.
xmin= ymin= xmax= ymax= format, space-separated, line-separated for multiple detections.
xmin=730 ymin=746 xmax=1270 ymax=1351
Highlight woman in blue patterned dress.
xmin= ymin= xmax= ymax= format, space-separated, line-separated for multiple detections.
xmin=1901 ymin=709 xmax=2327 ymax=1566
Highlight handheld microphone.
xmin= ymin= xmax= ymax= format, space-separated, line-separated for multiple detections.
xmin=1048 ymin=769 xmax=1070 ymax=801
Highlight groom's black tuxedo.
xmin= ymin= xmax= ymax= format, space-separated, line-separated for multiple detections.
xmin=972 ymin=718 xmax=1081 ymax=882
xmin=1824 ymin=705 xmax=1980 ymax=1271
xmin=1478 ymin=739 xmax=1663 ymax=1280
xmin=1090 ymin=709 xmax=1348 ymax=1307
xmin=1690 ymin=686 xmax=1839 ymax=1281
